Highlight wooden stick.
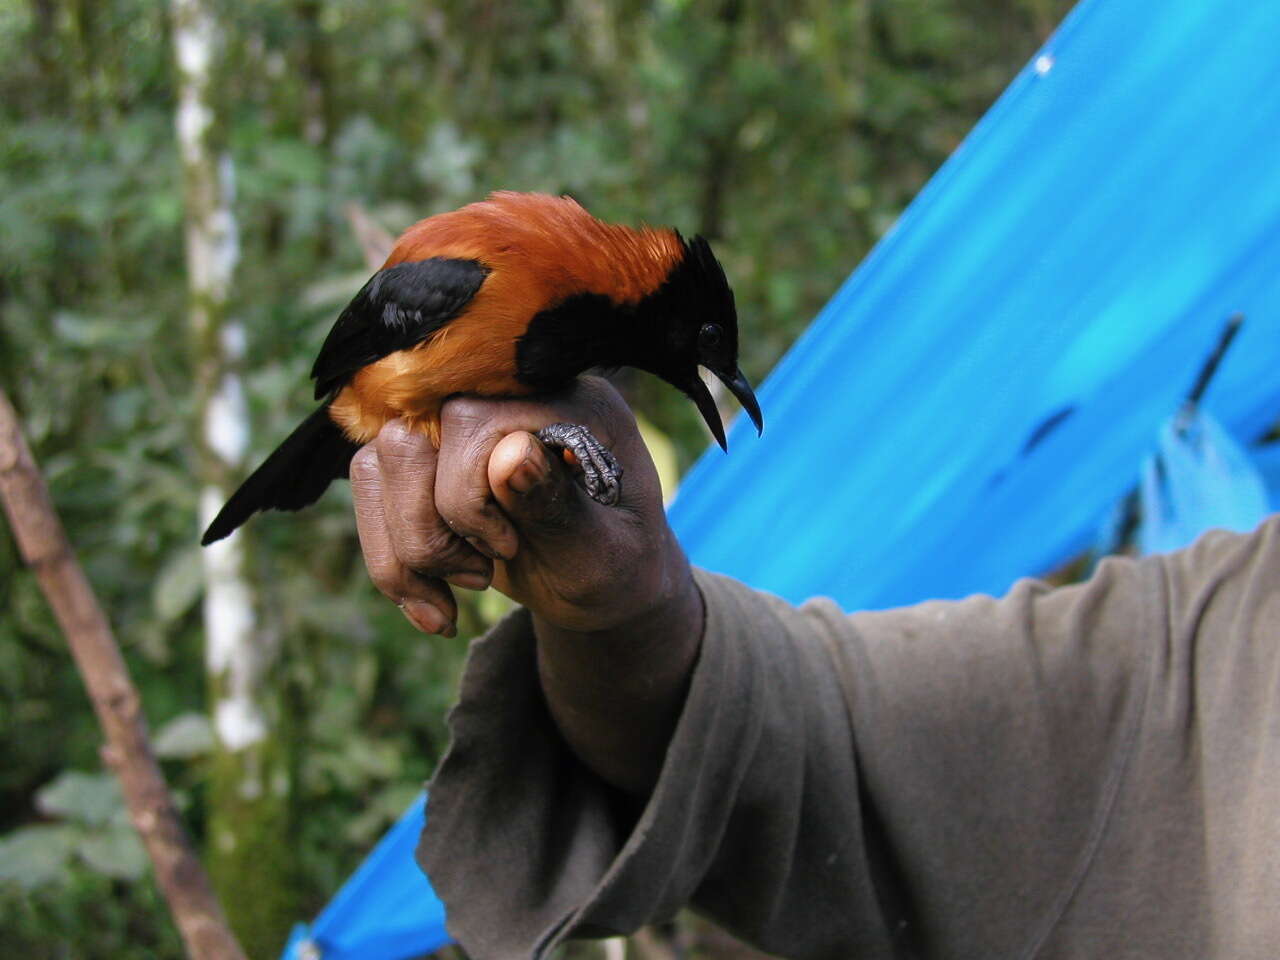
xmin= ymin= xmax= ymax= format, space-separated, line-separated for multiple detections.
xmin=345 ymin=202 xmax=395 ymax=270
xmin=0 ymin=388 xmax=247 ymax=960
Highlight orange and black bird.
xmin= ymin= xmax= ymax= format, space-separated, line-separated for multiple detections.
xmin=201 ymin=191 xmax=763 ymax=546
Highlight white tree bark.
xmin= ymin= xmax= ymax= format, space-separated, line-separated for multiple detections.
xmin=172 ymin=0 xmax=269 ymax=770
xmin=172 ymin=0 xmax=294 ymax=950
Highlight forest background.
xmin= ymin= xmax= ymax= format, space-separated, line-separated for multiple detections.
xmin=0 ymin=0 xmax=1070 ymax=956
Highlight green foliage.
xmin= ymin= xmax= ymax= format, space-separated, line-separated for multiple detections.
xmin=0 ymin=0 xmax=1072 ymax=954
xmin=0 ymin=771 xmax=178 ymax=960
xmin=0 ymin=771 xmax=149 ymax=887
xmin=0 ymin=868 xmax=184 ymax=960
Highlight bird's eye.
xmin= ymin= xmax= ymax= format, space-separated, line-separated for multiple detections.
xmin=698 ymin=323 xmax=723 ymax=349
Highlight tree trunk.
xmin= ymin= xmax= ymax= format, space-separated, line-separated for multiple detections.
xmin=171 ymin=0 xmax=298 ymax=952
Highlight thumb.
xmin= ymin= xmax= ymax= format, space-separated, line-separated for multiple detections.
xmin=489 ymin=431 xmax=589 ymax=546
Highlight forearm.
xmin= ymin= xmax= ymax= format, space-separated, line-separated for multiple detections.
xmin=532 ymin=526 xmax=704 ymax=795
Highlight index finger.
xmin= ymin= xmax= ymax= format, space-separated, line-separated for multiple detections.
xmin=374 ymin=419 xmax=491 ymax=584
xmin=349 ymin=442 xmax=460 ymax=635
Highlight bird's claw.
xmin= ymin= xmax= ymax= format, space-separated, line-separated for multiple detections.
xmin=535 ymin=422 xmax=623 ymax=506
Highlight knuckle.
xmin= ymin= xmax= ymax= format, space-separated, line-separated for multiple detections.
xmin=435 ymin=436 xmax=503 ymax=536
xmin=376 ymin=419 xmax=431 ymax=461
xmin=349 ymin=446 xmax=380 ymax=485
xmin=435 ymin=483 xmax=493 ymax=533
xmin=384 ymin=468 xmax=437 ymax=506
xmin=440 ymin=395 xmax=498 ymax=434
xmin=397 ymin=527 xmax=460 ymax=576
xmin=396 ymin=538 xmax=439 ymax=574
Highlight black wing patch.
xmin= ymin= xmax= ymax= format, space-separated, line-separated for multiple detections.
xmin=310 ymin=257 xmax=489 ymax=399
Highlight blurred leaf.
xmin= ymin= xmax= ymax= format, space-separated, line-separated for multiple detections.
xmin=152 ymin=546 xmax=204 ymax=623
xmin=153 ymin=712 xmax=215 ymax=759
xmin=78 ymin=828 xmax=149 ymax=881
xmin=307 ymin=732 xmax=402 ymax=793
xmin=53 ymin=312 xmax=160 ymax=350
xmin=36 ymin=771 xmax=123 ymax=827
xmin=0 ymin=825 xmax=78 ymax=889
xmin=415 ymin=122 xmax=479 ymax=197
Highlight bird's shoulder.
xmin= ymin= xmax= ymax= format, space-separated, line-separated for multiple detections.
xmin=310 ymin=256 xmax=489 ymax=400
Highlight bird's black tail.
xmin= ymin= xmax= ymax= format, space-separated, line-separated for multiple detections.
xmin=200 ymin=405 xmax=360 ymax=546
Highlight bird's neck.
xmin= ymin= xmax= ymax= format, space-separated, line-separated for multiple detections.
xmin=514 ymin=293 xmax=654 ymax=392
xmin=556 ymin=224 xmax=685 ymax=308
xmin=515 ymin=236 xmax=695 ymax=391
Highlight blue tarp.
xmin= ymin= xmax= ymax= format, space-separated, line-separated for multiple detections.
xmin=281 ymin=795 xmax=449 ymax=960
xmin=669 ymin=0 xmax=1280 ymax=609
xmin=1137 ymin=408 xmax=1270 ymax=556
xmin=1258 ymin=444 xmax=1280 ymax=512
xmin=285 ymin=0 xmax=1280 ymax=953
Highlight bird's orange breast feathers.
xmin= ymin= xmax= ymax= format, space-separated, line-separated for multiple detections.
xmin=328 ymin=192 xmax=685 ymax=445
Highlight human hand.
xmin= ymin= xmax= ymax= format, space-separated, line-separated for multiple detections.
xmin=351 ymin=376 xmax=703 ymax=791
xmin=349 ymin=376 xmax=692 ymax=637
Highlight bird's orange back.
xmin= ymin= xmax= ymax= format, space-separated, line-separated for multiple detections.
xmin=386 ymin=191 xmax=684 ymax=305
xmin=329 ymin=192 xmax=687 ymax=445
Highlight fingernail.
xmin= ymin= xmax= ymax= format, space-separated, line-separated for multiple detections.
xmin=508 ymin=444 xmax=550 ymax=495
xmin=402 ymin=601 xmax=452 ymax=636
xmin=447 ymin=571 xmax=491 ymax=591
xmin=464 ymin=535 xmax=497 ymax=560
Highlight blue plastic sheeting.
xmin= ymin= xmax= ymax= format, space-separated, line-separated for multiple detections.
xmin=670 ymin=0 xmax=1280 ymax=609
xmin=1138 ymin=410 xmax=1270 ymax=556
xmin=280 ymin=794 xmax=449 ymax=960
xmin=1254 ymin=443 xmax=1280 ymax=512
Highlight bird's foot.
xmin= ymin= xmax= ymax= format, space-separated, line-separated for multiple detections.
xmin=535 ymin=422 xmax=623 ymax=506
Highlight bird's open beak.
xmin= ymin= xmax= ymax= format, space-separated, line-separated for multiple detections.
xmin=689 ymin=366 xmax=764 ymax=451
xmin=719 ymin=367 xmax=764 ymax=437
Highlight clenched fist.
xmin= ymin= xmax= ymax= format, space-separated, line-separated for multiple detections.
xmin=350 ymin=376 xmax=702 ymax=792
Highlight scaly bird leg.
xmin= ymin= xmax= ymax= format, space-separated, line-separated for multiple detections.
xmin=535 ymin=423 xmax=623 ymax=506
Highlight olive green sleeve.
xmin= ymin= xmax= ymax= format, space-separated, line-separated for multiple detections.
xmin=420 ymin=518 xmax=1280 ymax=959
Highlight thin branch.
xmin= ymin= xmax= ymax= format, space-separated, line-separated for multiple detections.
xmin=345 ymin=202 xmax=396 ymax=271
xmin=0 ymin=388 xmax=247 ymax=960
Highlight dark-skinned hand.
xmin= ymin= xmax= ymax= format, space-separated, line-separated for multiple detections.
xmin=349 ymin=376 xmax=703 ymax=792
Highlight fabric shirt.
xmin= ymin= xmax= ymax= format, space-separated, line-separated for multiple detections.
xmin=419 ymin=515 xmax=1280 ymax=959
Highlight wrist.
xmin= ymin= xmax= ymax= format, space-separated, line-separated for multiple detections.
xmin=531 ymin=530 xmax=704 ymax=793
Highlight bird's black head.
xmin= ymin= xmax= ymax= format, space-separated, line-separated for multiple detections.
xmin=633 ymin=234 xmax=763 ymax=450
xmin=513 ymin=231 xmax=763 ymax=447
